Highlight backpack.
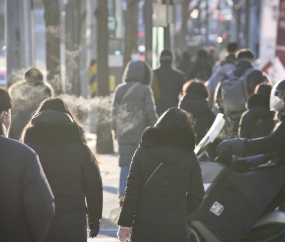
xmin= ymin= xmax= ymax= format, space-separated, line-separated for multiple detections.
xmin=221 ymin=68 xmax=255 ymax=119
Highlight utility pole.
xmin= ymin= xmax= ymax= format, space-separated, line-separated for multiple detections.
xmin=94 ymin=0 xmax=114 ymax=154
xmin=205 ymin=0 xmax=209 ymax=46
xmin=144 ymin=0 xmax=153 ymax=67
xmin=6 ymin=0 xmax=22 ymax=87
xmin=245 ymin=0 xmax=250 ymax=48
xmin=124 ymin=0 xmax=138 ymax=68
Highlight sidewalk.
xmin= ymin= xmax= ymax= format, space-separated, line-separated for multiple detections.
xmin=87 ymin=134 xmax=120 ymax=241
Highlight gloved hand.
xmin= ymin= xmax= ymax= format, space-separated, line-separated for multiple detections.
xmin=217 ymin=138 xmax=246 ymax=157
xmin=89 ymin=220 xmax=100 ymax=238
xmin=117 ymin=226 xmax=131 ymax=242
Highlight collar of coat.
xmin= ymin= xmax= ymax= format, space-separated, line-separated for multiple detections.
xmin=23 ymin=110 xmax=87 ymax=146
xmin=0 ymin=122 xmax=6 ymax=137
xmin=140 ymin=126 xmax=196 ymax=152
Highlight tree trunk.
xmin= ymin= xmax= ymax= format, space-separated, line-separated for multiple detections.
xmin=95 ymin=0 xmax=114 ymax=154
xmin=6 ymin=0 xmax=22 ymax=87
xmin=43 ymin=0 xmax=62 ymax=95
xmin=124 ymin=0 xmax=138 ymax=68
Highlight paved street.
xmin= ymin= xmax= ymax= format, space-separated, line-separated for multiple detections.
xmin=87 ymin=135 xmax=120 ymax=241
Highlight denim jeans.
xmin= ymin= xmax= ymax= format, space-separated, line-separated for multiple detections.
xmin=119 ymin=165 xmax=130 ymax=195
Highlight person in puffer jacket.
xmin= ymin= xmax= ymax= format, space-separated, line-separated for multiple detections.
xmin=117 ymin=108 xmax=204 ymax=242
xmin=111 ymin=60 xmax=158 ymax=205
xmin=179 ymin=80 xmax=216 ymax=143
xmin=239 ymin=83 xmax=276 ymax=139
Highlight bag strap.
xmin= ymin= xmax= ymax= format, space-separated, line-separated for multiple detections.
xmin=119 ymin=82 xmax=140 ymax=105
xmin=242 ymin=68 xmax=255 ymax=79
xmin=143 ymin=162 xmax=163 ymax=192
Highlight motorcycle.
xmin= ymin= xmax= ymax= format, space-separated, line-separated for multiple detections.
xmin=189 ymin=114 xmax=285 ymax=242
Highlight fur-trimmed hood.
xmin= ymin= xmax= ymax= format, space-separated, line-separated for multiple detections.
xmin=139 ymin=126 xmax=196 ymax=163
xmin=23 ymin=110 xmax=86 ymax=145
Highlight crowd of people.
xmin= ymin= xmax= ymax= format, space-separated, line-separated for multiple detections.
xmin=1 ymin=41 xmax=285 ymax=242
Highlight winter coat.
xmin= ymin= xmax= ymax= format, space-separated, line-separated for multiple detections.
xmin=239 ymin=94 xmax=275 ymax=139
xmin=215 ymin=60 xmax=269 ymax=117
xmin=245 ymin=113 xmax=285 ymax=165
xmin=206 ymin=63 xmax=235 ymax=108
xmin=9 ymin=80 xmax=54 ymax=140
xmin=111 ymin=61 xmax=158 ymax=167
xmin=118 ymin=126 xmax=205 ymax=242
xmin=23 ymin=110 xmax=103 ymax=242
xmin=154 ymin=63 xmax=186 ymax=115
xmin=0 ymin=123 xmax=54 ymax=242
xmin=187 ymin=59 xmax=212 ymax=82
xmin=179 ymin=92 xmax=216 ymax=143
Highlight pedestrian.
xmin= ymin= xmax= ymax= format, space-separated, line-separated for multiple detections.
xmin=111 ymin=60 xmax=158 ymax=206
xmin=179 ymin=80 xmax=216 ymax=143
xmin=0 ymin=88 xmax=55 ymax=242
xmin=20 ymin=97 xmax=103 ymax=242
xmin=117 ymin=108 xmax=204 ymax=242
xmin=217 ymin=79 xmax=285 ymax=213
xmin=206 ymin=42 xmax=238 ymax=108
xmin=187 ymin=49 xmax=212 ymax=82
xmin=154 ymin=49 xmax=186 ymax=116
xmin=8 ymin=67 xmax=54 ymax=140
xmin=178 ymin=51 xmax=192 ymax=76
xmin=239 ymin=83 xmax=275 ymax=139
xmin=214 ymin=49 xmax=269 ymax=135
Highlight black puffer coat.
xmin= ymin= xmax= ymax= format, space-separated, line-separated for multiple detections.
xmin=239 ymin=94 xmax=275 ymax=139
xmin=118 ymin=127 xmax=205 ymax=242
xmin=0 ymin=123 xmax=54 ymax=242
xmin=23 ymin=111 xmax=103 ymax=242
xmin=179 ymin=92 xmax=216 ymax=143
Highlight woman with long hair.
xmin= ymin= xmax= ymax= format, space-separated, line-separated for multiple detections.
xmin=117 ymin=108 xmax=204 ymax=242
xmin=179 ymin=80 xmax=216 ymax=143
xmin=20 ymin=97 xmax=103 ymax=242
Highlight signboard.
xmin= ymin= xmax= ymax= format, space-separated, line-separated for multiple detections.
xmin=108 ymin=16 xmax=117 ymax=32
xmin=108 ymin=55 xmax=123 ymax=67
xmin=275 ymin=0 xmax=285 ymax=76
xmin=259 ymin=0 xmax=279 ymax=71
xmin=152 ymin=3 xmax=173 ymax=27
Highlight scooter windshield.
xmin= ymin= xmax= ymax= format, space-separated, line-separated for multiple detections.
xmin=195 ymin=113 xmax=225 ymax=157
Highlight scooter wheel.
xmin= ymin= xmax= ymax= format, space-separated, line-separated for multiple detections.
xmin=189 ymin=227 xmax=202 ymax=242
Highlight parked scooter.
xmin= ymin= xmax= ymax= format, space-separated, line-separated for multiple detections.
xmin=189 ymin=114 xmax=285 ymax=242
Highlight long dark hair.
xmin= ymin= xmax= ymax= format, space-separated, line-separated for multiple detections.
xmin=20 ymin=97 xmax=83 ymax=142
xmin=155 ymin=108 xmax=196 ymax=151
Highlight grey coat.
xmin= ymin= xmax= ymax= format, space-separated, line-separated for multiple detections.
xmin=111 ymin=61 xmax=158 ymax=166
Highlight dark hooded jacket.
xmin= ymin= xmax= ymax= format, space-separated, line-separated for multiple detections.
xmin=9 ymin=78 xmax=54 ymax=140
xmin=154 ymin=62 xmax=186 ymax=116
xmin=0 ymin=123 xmax=55 ymax=242
xmin=111 ymin=61 xmax=158 ymax=167
xmin=23 ymin=110 xmax=103 ymax=242
xmin=118 ymin=126 xmax=205 ymax=242
xmin=179 ymin=92 xmax=216 ymax=143
xmin=239 ymin=94 xmax=276 ymax=139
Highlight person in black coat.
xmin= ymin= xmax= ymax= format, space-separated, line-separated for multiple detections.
xmin=239 ymin=83 xmax=275 ymax=139
xmin=154 ymin=49 xmax=186 ymax=116
xmin=117 ymin=108 xmax=205 ymax=242
xmin=179 ymin=80 xmax=216 ymax=143
xmin=187 ymin=49 xmax=212 ymax=81
xmin=8 ymin=67 xmax=54 ymax=140
xmin=21 ymin=98 xmax=103 ymax=242
xmin=0 ymin=88 xmax=55 ymax=242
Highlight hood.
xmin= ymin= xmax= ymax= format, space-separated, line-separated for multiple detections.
xmin=123 ymin=60 xmax=152 ymax=85
xmin=23 ymin=110 xmax=86 ymax=145
xmin=180 ymin=93 xmax=211 ymax=118
xmin=216 ymin=63 xmax=235 ymax=76
xmin=246 ymin=94 xmax=274 ymax=119
xmin=247 ymin=94 xmax=270 ymax=110
xmin=140 ymin=126 xmax=196 ymax=163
